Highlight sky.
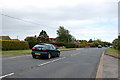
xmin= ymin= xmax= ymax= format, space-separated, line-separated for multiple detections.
xmin=0 ymin=0 xmax=119 ymax=42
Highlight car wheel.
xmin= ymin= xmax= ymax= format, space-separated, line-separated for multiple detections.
xmin=47 ymin=53 xmax=51 ymax=59
xmin=57 ymin=52 xmax=60 ymax=57
xmin=32 ymin=55 xmax=36 ymax=59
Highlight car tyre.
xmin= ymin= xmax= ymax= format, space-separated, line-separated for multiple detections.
xmin=47 ymin=53 xmax=51 ymax=59
xmin=32 ymin=55 xmax=36 ymax=59
xmin=57 ymin=52 xmax=60 ymax=57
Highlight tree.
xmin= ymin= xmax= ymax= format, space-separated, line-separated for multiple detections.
xmin=112 ymin=36 xmax=120 ymax=50
xmin=79 ymin=40 xmax=87 ymax=47
xmin=24 ymin=37 xmax=39 ymax=49
xmin=24 ymin=37 xmax=37 ymax=42
xmin=56 ymin=26 xmax=75 ymax=43
xmin=88 ymin=39 xmax=93 ymax=43
xmin=37 ymin=30 xmax=49 ymax=42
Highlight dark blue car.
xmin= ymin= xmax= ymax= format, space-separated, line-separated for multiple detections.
xmin=31 ymin=43 xmax=60 ymax=59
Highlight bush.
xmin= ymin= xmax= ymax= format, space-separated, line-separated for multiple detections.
xmin=49 ymin=43 xmax=65 ymax=47
xmin=112 ymin=39 xmax=118 ymax=50
xmin=64 ymin=43 xmax=77 ymax=48
xmin=28 ymin=42 xmax=40 ymax=49
xmin=27 ymin=41 xmax=77 ymax=49
xmin=49 ymin=43 xmax=77 ymax=48
xmin=1 ymin=40 xmax=29 ymax=50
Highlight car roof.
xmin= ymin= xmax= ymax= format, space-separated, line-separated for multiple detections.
xmin=38 ymin=43 xmax=52 ymax=45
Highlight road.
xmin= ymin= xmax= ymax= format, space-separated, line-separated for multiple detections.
xmin=1 ymin=48 xmax=106 ymax=78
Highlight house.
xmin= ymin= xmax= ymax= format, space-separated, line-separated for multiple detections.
xmin=0 ymin=36 xmax=19 ymax=41
xmin=87 ymin=43 xmax=94 ymax=47
xmin=49 ymin=38 xmax=57 ymax=43
xmin=0 ymin=36 xmax=11 ymax=40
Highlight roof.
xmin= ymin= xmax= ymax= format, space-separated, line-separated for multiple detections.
xmin=11 ymin=39 xmax=19 ymax=41
xmin=38 ymin=43 xmax=52 ymax=45
xmin=87 ymin=43 xmax=93 ymax=45
xmin=0 ymin=36 xmax=11 ymax=40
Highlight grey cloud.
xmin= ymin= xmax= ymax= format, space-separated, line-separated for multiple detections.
xmin=4 ymin=1 xmax=117 ymax=22
xmin=2 ymin=1 xmax=118 ymax=42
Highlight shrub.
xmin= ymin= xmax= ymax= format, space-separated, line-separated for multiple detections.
xmin=1 ymin=40 xmax=29 ymax=50
xmin=49 ymin=43 xmax=77 ymax=48
xmin=27 ymin=42 xmax=77 ymax=49
xmin=50 ymin=43 xmax=65 ymax=47
xmin=28 ymin=42 xmax=40 ymax=49
xmin=112 ymin=39 xmax=118 ymax=50
xmin=24 ymin=37 xmax=38 ymax=42
xmin=64 ymin=43 xmax=77 ymax=48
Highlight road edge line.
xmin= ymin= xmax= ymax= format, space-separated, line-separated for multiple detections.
xmin=96 ymin=51 xmax=104 ymax=78
xmin=0 ymin=73 xmax=14 ymax=79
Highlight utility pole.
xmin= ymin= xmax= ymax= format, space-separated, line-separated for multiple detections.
xmin=17 ymin=36 xmax=18 ymax=39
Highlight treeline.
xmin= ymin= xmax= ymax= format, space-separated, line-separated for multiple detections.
xmin=26 ymin=41 xmax=77 ymax=49
xmin=112 ymin=35 xmax=120 ymax=51
xmin=1 ymin=26 xmax=113 ymax=50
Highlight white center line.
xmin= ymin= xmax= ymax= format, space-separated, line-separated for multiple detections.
xmin=38 ymin=57 xmax=66 ymax=67
xmin=0 ymin=73 xmax=14 ymax=79
xmin=51 ymin=58 xmax=61 ymax=62
xmin=38 ymin=61 xmax=51 ymax=66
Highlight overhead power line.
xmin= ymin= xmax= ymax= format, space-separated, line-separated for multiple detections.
xmin=1 ymin=13 xmax=42 ymax=25
xmin=1 ymin=13 xmax=56 ymax=29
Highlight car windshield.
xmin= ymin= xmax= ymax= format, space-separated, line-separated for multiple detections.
xmin=33 ymin=45 xmax=46 ymax=48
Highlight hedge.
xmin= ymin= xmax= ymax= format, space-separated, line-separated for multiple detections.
xmin=49 ymin=43 xmax=65 ymax=46
xmin=64 ymin=43 xmax=77 ymax=48
xmin=1 ymin=40 xmax=29 ymax=50
xmin=50 ymin=43 xmax=77 ymax=48
xmin=28 ymin=42 xmax=65 ymax=49
xmin=27 ymin=42 xmax=77 ymax=49
xmin=28 ymin=42 xmax=40 ymax=49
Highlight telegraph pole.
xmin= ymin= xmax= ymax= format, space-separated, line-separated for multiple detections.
xmin=17 ymin=36 xmax=18 ymax=39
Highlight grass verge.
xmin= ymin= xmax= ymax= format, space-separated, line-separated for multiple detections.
xmin=0 ymin=50 xmax=32 ymax=55
xmin=0 ymin=48 xmax=77 ymax=55
xmin=105 ymin=48 xmax=120 ymax=56
xmin=59 ymin=48 xmax=77 ymax=51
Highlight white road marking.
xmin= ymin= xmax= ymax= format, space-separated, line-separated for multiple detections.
xmin=0 ymin=73 xmax=14 ymax=79
xmin=38 ymin=61 xmax=51 ymax=66
xmin=51 ymin=58 xmax=61 ymax=62
xmin=51 ymin=57 xmax=66 ymax=62
xmin=38 ymin=57 xmax=66 ymax=66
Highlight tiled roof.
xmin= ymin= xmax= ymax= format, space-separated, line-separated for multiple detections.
xmin=0 ymin=36 xmax=11 ymax=40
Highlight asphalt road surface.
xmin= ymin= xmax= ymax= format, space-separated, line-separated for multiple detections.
xmin=1 ymin=48 xmax=106 ymax=78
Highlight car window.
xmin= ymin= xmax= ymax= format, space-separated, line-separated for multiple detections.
xmin=50 ymin=45 xmax=56 ymax=50
xmin=46 ymin=45 xmax=52 ymax=49
xmin=33 ymin=45 xmax=46 ymax=48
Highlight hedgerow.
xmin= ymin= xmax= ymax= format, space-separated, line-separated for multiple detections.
xmin=1 ymin=40 xmax=29 ymax=50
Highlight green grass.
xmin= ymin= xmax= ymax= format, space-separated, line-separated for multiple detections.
xmin=0 ymin=50 xmax=32 ymax=55
xmin=59 ymin=48 xmax=77 ymax=51
xmin=105 ymin=48 xmax=120 ymax=56
xmin=0 ymin=48 xmax=77 ymax=55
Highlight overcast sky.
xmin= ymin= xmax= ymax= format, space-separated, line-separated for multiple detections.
xmin=1 ymin=0 xmax=119 ymax=42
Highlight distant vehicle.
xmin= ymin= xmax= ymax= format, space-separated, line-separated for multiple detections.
xmin=98 ymin=45 xmax=102 ymax=48
xmin=105 ymin=45 xmax=108 ymax=47
xmin=109 ymin=46 xmax=113 ymax=48
xmin=31 ymin=43 xmax=60 ymax=59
